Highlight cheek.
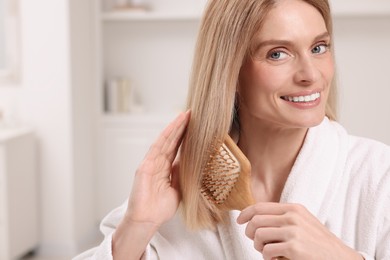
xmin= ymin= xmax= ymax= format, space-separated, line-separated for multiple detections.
xmin=240 ymin=65 xmax=288 ymax=96
xmin=321 ymin=56 xmax=335 ymax=83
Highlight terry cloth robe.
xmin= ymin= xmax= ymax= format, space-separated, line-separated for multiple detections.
xmin=74 ymin=117 xmax=390 ymax=260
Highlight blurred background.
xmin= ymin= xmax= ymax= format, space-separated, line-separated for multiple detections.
xmin=0 ymin=0 xmax=389 ymax=259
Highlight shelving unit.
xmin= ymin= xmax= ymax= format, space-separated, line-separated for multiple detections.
xmin=95 ymin=0 xmax=203 ymax=219
xmin=98 ymin=6 xmax=203 ymax=116
xmin=0 ymin=128 xmax=37 ymax=259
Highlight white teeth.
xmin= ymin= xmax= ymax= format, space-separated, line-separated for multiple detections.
xmin=283 ymin=92 xmax=320 ymax=103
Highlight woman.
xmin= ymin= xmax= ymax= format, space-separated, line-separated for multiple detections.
xmin=75 ymin=0 xmax=390 ymax=259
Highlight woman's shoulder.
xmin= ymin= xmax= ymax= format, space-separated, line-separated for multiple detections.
xmin=343 ymin=130 xmax=390 ymax=195
xmin=347 ymin=134 xmax=390 ymax=166
xmin=327 ymin=119 xmax=390 ymax=182
xmin=327 ymin=119 xmax=390 ymax=164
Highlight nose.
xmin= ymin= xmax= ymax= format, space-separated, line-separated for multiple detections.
xmin=293 ymin=55 xmax=320 ymax=85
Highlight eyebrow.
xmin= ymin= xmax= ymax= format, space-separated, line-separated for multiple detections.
xmin=253 ymin=31 xmax=330 ymax=51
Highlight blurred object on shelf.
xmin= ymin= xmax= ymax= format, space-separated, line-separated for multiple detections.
xmin=129 ymin=0 xmax=147 ymax=7
xmin=113 ymin=0 xmax=128 ymax=9
xmin=111 ymin=0 xmax=149 ymax=11
xmin=104 ymin=77 xmax=144 ymax=114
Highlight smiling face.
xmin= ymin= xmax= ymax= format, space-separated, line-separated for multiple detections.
xmin=238 ymin=0 xmax=334 ymax=129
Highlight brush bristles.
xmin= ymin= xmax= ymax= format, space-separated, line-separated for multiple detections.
xmin=201 ymin=142 xmax=240 ymax=204
xmin=201 ymin=135 xmax=255 ymax=211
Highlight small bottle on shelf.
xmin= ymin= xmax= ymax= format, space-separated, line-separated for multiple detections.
xmin=104 ymin=77 xmax=144 ymax=115
xmin=111 ymin=0 xmax=149 ymax=11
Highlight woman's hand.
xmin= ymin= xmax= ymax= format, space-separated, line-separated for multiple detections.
xmin=112 ymin=111 xmax=190 ymax=260
xmin=237 ymin=202 xmax=364 ymax=260
xmin=125 ymin=110 xmax=191 ymax=228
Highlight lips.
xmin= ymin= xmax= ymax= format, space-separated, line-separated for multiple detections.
xmin=281 ymin=92 xmax=320 ymax=103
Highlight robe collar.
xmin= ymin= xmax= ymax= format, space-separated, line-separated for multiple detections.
xmin=218 ymin=117 xmax=349 ymax=259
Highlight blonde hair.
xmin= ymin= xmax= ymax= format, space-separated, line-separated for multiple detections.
xmin=180 ymin=0 xmax=337 ymax=230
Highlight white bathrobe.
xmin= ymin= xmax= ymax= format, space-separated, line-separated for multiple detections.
xmin=74 ymin=118 xmax=390 ymax=260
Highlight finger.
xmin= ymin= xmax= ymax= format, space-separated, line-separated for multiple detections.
xmin=237 ymin=203 xmax=310 ymax=225
xmin=171 ymin=161 xmax=180 ymax=191
xmin=262 ymin=241 xmax=292 ymax=260
xmin=237 ymin=203 xmax=288 ymax=224
xmin=154 ymin=111 xmax=188 ymax=152
xmin=245 ymin=215 xmax=286 ymax=239
xmin=253 ymin=227 xmax=287 ymax=252
xmin=164 ymin=110 xmax=191 ymax=162
xmin=157 ymin=110 xmax=190 ymax=159
xmin=147 ymin=110 xmax=190 ymax=160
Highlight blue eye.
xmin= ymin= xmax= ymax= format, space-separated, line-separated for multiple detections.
xmin=312 ymin=44 xmax=328 ymax=54
xmin=268 ymin=51 xmax=288 ymax=60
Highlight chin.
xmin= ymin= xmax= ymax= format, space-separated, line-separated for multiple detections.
xmin=310 ymin=115 xmax=326 ymax=127
xmin=292 ymin=113 xmax=326 ymax=128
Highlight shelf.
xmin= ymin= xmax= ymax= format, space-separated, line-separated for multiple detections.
xmin=102 ymin=2 xmax=390 ymax=22
xmin=100 ymin=113 xmax=180 ymax=128
xmin=101 ymin=9 xmax=202 ymax=21
xmin=0 ymin=127 xmax=33 ymax=142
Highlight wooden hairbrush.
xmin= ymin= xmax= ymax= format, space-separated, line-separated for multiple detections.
xmin=201 ymin=136 xmax=289 ymax=259
xmin=201 ymin=134 xmax=255 ymax=210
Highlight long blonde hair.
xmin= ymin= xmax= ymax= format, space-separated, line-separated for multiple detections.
xmin=180 ymin=0 xmax=336 ymax=230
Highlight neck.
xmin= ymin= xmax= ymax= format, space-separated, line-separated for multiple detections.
xmin=237 ymin=112 xmax=308 ymax=202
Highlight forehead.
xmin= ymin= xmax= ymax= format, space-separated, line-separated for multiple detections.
xmin=255 ymin=0 xmax=327 ymax=42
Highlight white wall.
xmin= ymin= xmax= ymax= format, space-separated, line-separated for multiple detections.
xmin=334 ymin=16 xmax=390 ymax=145
xmin=69 ymin=0 xmax=100 ymax=252
xmin=0 ymin=0 xmax=97 ymax=257
xmin=14 ymin=0 xmax=75 ymax=255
